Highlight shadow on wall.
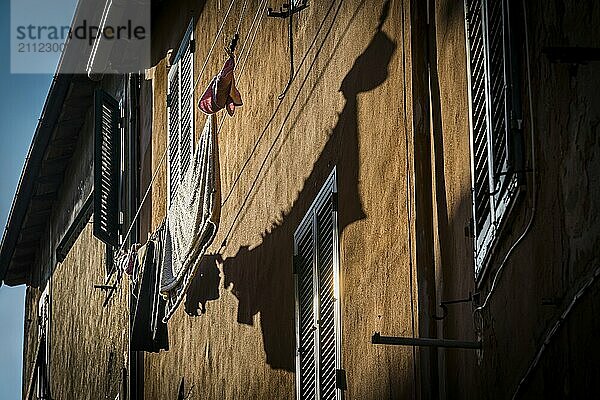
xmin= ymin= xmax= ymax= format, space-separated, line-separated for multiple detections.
xmin=185 ymin=1 xmax=396 ymax=371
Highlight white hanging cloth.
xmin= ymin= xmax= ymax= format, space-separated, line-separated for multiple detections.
xmin=160 ymin=115 xmax=221 ymax=322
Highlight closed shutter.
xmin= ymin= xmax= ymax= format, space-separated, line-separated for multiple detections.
xmin=466 ymin=0 xmax=492 ymax=244
xmin=94 ymin=89 xmax=121 ymax=246
xmin=486 ymin=0 xmax=510 ymax=200
xmin=316 ymin=196 xmax=336 ymax=399
xmin=180 ymin=22 xmax=194 ymax=178
xmin=466 ymin=0 xmax=521 ymax=277
xmin=167 ymin=20 xmax=194 ymax=203
xmin=295 ymin=226 xmax=316 ymax=400
xmin=168 ymin=63 xmax=181 ymax=202
xmin=294 ymin=170 xmax=341 ymax=400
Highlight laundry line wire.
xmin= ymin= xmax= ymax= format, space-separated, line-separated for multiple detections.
xmin=117 ymin=149 xmax=168 ymax=255
xmin=214 ymin=0 xmax=268 ymax=135
xmin=217 ymin=0 xmax=345 ymax=252
xmin=116 ymin=0 xmax=267 ymax=254
xmin=235 ymin=0 xmax=249 ymax=36
xmin=191 ymin=0 xmax=251 ymax=96
xmin=219 ymin=0 xmax=339 ymax=207
xmin=192 ymin=0 xmax=237 ymax=94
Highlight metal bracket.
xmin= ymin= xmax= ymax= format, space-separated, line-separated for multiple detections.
xmin=335 ymin=368 xmax=347 ymax=390
xmin=372 ymin=332 xmax=481 ymax=350
xmin=267 ymin=2 xmax=309 ymax=18
xmin=542 ymin=47 xmax=600 ymax=64
xmin=94 ymin=284 xmax=118 ymax=291
xmin=433 ymin=293 xmax=474 ymax=321
xmin=267 ymin=2 xmax=309 ymax=99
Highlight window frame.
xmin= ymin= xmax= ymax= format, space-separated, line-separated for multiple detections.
xmin=464 ymin=0 xmax=523 ymax=280
xmin=167 ymin=20 xmax=195 ymax=205
xmin=293 ymin=168 xmax=343 ymax=400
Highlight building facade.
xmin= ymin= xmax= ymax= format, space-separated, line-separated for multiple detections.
xmin=1 ymin=0 xmax=599 ymax=399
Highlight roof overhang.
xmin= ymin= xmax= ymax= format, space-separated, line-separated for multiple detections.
xmin=0 ymin=0 xmax=103 ymax=286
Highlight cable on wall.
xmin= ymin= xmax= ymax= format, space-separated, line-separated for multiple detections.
xmin=473 ymin=0 xmax=538 ymax=320
xmin=219 ymin=0 xmax=340 ymax=207
xmin=192 ymin=0 xmax=237 ymax=93
xmin=511 ymin=265 xmax=600 ymax=399
xmin=216 ymin=0 xmax=345 ymax=252
xmin=116 ymin=0 xmax=267 ymax=253
xmin=400 ymin=0 xmax=419 ymax=395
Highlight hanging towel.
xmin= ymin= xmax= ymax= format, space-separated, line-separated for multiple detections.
xmin=198 ymin=56 xmax=243 ymax=116
xmin=131 ymin=228 xmax=169 ymax=352
xmin=160 ymin=115 xmax=221 ymax=322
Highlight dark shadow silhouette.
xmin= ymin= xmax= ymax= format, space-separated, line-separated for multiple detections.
xmin=217 ymin=2 xmax=396 ymax=371
xmin=184 ymin=254 xmax=222 ymax=316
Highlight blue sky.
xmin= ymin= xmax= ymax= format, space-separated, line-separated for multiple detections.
xmin=0 ymin=0 xmax=52 ymax=397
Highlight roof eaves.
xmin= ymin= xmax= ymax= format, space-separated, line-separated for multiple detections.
xmin=0 ymin=73 xmax=74 ymax=286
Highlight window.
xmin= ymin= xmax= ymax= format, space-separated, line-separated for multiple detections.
xmin=465 ymin=0 xmax=523 ymax=278
xmin=167 ymin=20 xmax=195 ymax=203
xmin=294 ymin=169 xmax=344 ymax=400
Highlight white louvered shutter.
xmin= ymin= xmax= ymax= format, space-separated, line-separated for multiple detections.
xmin=295 ymin=224 xmax=317 ymax=400
xmin=466 ymin=0 xmax=520 ymax=276
xmin=486 ymin=0 xmax=511 ymax=202
xmin=168 ymin=62 xmax=181 ymax=202
xmin=93 ymin=89 xmax=121 ymax=246
xmin=167 ymin=20 xmax=194 ymax=203
xmin=179 ymin=21 xmax=194 ymax=179
xmin=466 ymin=0 xmax=493 ymax=269
xmin=294 ymin=170 xmax=342 ymax=400
xmin=316 ymin=195 xmax=337 ymax=399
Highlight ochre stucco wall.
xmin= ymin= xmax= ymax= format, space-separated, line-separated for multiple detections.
xmin=143 ymin=0 xmax=418 ymax=398
xmin=50 ymin=221 xmax=129 ymax=400
xmin=434 ymin=0 xmax=600 ymax=399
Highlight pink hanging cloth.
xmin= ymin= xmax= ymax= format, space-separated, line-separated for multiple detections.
xmin=198 ymin=56 xmax=243 ymax=116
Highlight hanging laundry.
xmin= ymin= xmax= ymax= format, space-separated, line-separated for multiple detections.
xmin=124 ymin=244 xmax=141 ymax=275
xmin=131 ymin=224 xmax=169 ymax=352
xmin=198 ymin=56 xmax=243 ymax=116
xmin=160 ymin=115 xmax=221 ymax=322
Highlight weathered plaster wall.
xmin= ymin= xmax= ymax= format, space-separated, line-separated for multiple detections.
xmin=50 ymin=222 xmax=129 ymax=399
xmin=20 ymin=75 xmax=130 ymax=399
xmin=434 ymin=0 xmax=600 ymax=398
xmin=21 ymin=286 xmax=42 ymax=398
xmin=144 ymin=0 xmax=418 ymax=398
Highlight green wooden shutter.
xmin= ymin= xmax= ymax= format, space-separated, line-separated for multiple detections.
xmin=94 ymin=89 xmax=120 ymax=246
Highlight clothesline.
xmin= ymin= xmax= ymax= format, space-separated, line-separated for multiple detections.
xmin=117 ymin=149 xmax=167 ymax=256
xmin=216 ymin=0 xmax=343 ymax=250
xmin=117 ymin=0 xmax=267 ymax=254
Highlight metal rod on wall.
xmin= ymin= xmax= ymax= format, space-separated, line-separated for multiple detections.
xmin=371 ymin=332 xmax=482 ymax=350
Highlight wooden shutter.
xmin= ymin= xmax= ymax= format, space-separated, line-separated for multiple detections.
xmin=179 ymin=22 xmax=194 ymax=178
xmin=295 ymin=225 xmax=317 ymax=400
xmin=316 ymin=195 xmax=337 ymax=399
xmin=294 ymin=170 xmax=341 ymax=400
xmin=466 ymin=0 xmax=521 ymax=276
xmin=94 ymin=89 xmax=121 ymax=246
xmin=167 ymin=63 xmax=181 ymax=202
xmin=486 ymin=0 xmax=510 ymax=200
xmin=466 ymin=0 xmax=493 ymax=246
xmin=167 ymin=20 xmax=194 ymax=203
